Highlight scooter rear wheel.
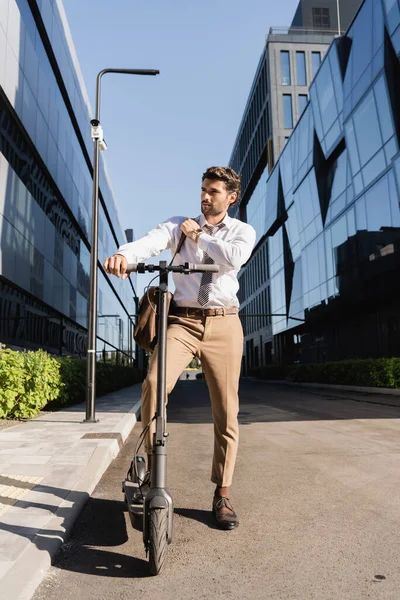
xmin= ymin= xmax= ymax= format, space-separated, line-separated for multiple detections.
xmin=149 ymin=508 xmax=168 ymax=575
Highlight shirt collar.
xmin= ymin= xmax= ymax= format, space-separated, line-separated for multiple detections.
xmin=198 ymin=213 xmax=232 ymax=230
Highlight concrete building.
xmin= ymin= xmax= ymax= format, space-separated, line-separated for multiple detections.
xmin=266 ymin=27 xmax=336 ymax=165
xmin=0 ymin=0 xmax=137 ymax=360
xmin=291 ymin=0 xmax=362 ymax=34
xmin=231 ymin=0 xmax=399 ymax=370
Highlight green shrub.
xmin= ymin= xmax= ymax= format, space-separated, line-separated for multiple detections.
xmin=0 ymin=348 xmax=63 ymax=419
xmin=292 ymin=358 xmax=400 ymax=388
xmin=56 ymin=357 xmax=87 ymax=406
xmin=250 ymin=358 xmax=400 ymax=389
xmin=55 ymin=357 xmax=144 ymax=407
xmin=0 ymin=348 xmax=145 ymax=419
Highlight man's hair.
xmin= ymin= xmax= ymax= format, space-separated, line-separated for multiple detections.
xmin=202 ymin=166 xmax=241 ymax=205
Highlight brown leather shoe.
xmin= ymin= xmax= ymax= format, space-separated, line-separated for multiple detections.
xmin=212 ymin=495 xmax=239 ymax=530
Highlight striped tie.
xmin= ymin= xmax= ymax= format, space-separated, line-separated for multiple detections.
xmin=197 ymin=224 xmax=224 ymax=306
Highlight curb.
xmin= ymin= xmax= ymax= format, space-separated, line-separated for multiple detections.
xmin=0 ymin=398 xmax=142 ymax=600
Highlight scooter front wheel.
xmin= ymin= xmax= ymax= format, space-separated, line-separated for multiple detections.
xmin=148 ymin=508 xmax=168 ymax=575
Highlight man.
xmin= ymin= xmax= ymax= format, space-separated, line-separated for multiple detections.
xmin=104 ymin=166 xmax=256 ymax=530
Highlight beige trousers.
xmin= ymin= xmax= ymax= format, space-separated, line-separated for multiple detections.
xmin=141 ymin=313 xmax=243 ymax=487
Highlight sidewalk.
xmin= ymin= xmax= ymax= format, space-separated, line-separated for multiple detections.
xmin=0 ymin=384 xmax=142 ymax=600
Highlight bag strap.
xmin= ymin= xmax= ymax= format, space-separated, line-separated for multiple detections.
xmin=169 ymin=217 xmax=200 ymax=266
xmin=176 ymin=231 xmax=187 ymax=255
xmin=169 ymin=231 xmax=187 ymax=266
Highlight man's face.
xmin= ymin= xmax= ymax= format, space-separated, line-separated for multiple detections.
xmin=201 ymin=178 xmax=237 ymax=218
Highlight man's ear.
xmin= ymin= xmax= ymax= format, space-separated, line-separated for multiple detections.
xmin=229 ymin=192 xmax=238 ymax=206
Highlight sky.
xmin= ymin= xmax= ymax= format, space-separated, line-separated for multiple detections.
xmin=63 ymin=0 xmax=299 ymax=293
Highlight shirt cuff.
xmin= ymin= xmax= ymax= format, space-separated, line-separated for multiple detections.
xmin=197 ymin=232 xmax=213 ymax=251
xmin=116 ymin=250 xmax=132 ymax=264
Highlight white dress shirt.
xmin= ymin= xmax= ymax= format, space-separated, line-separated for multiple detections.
xmin=117 ymin=214 xmax=256 ymax=308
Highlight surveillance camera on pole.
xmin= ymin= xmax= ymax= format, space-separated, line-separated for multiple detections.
xmin=90 ymin=119 xmax=107 ymax=151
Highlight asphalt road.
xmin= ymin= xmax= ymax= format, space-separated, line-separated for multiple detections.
xmin=33 ymin=380 xmax=400 ymax=600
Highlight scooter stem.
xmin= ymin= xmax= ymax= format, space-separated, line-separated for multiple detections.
xmin=152 ymin=261 xmax=169 ymax=489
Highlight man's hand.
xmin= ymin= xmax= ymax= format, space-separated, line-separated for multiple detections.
xmin=181 ymin=219 xmax=202 ymax=242
xmin=103 ymin=254 xmax=129 ymax=279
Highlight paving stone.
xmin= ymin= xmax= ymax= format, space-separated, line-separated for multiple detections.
xmin=0 ymin=464 xmax=51 ymax=476
xmin=0 ymin=529 xmax=36 ymax=560
xmin=1 ymin=456 xmax=51 ymax=465
xmin=0 ymin=447 xmax=44 ymax=455
xmin=49 ymin=456 xmax=90 ymax=465
xmin=0 ymin=475 xmax=44 ymax=517
xmin=0 ymin=560 xmax=13 ymax=580
xmin=0 ymin=442 xmax=24 ymax=449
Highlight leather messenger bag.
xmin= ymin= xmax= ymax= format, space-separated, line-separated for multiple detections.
xmin=133 ymin=231 xmax=186 ymax=352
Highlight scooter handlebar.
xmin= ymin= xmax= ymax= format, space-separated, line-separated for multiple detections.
xmin=126 ymin=263 xmax=138 ymax=272
xmin=126 ymin=262 xmax=220 ymax=274
xmin=188 ymin=263 xmax=219 ymax=273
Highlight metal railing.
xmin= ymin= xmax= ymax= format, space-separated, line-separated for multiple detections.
xmin=239 ymin=313 xmax=305 ymax=323
xmin=268 ymin=26 xmax=338 ymax=37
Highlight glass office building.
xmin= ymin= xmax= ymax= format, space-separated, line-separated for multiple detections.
xmin=229 ymin=11 xmax=337 ymax=369
xmin=0 ymin=0 xmax=137 ymax=359
xmin=235 ymin=0 xmax=400 ymax=366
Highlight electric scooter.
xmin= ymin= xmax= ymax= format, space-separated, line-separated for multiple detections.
xmin=122 ymin=260 xmax=219 ymax=575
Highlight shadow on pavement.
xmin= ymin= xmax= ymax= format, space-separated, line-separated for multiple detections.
xmin=166 ymin=379 xmax=400 ymax=424
xmin=52 ymin=496 xmax=149 ymax=577
xmin=174 ymin=507 xmax=219 ymax=530
xmin=55 ymin=546 xmax=150 ymax=579
xmin=54 ymin=493 xmax=150 ymax=577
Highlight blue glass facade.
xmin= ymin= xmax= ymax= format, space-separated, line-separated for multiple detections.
xmin=241 ymin=0 xmax=400 ymax=364
xmin=0 ymin=0 xmax=136 ymax=359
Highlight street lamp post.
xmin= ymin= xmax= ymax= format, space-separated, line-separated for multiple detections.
xmin=336 ymin=0 xmax=342 ymax=35
xmin=84 ymin=68 xmax=159 ymax=423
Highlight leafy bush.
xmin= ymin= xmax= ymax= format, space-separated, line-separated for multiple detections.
xmin=0 ymin=348 xmax=145 ymax=419
xmin=55 ymin=357 xmax=144 ymax=407
xmin=250 ymin=358 xmax=400 ymax=389
xmin=292 ymin=358 xmax=400 ymax=388
xmin=0 ymin=348 xmax=62 ymax=419
xmin=56 ymin=357 xmax=87 ymax=407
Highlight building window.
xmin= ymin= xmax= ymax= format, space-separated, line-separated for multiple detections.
xmin=280 ymin=51 xmax=291 ymax=85
xmin=312 ymin=51 xmax=321 ymax=78
xmin=296 ymin=51 xmax=307 ymax=86
xmin=283 ymin=94 xmax=293 ymax=129
xmin=298 ymin=94 xmax=308 ymax=115
xmin=312 ymin=7 xmax=331 ymax=28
